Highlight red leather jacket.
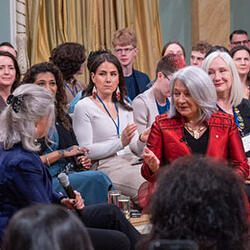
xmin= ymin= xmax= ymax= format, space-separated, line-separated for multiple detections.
xmin=141 ymin=111 xmax=249 ymax=182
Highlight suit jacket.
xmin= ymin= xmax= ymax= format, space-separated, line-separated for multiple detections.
xmin=133 ymin=69 xmax=150 ymax=94
xmin=0 ymin=144 xmax=62 ymax=244
xmin=132 ymin=87 xmax=159 ymax=134
xmin=141 ymin=111 xmax=249 ymax=182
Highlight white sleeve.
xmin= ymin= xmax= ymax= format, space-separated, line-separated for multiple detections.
xmin=72 ymin=101 xmax=124 ymax=160
xmin=132 ymin=96 xmax=149 ymax=135
xmin=127 ymin=110 xmax=145 ymax=157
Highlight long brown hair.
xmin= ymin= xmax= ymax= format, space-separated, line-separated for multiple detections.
xmin=84 ymin=52 xmax=132 ymax=111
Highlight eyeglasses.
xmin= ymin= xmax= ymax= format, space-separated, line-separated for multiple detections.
xmin=163 ymin=74 xmax=172 ymax=81
xmin=114 ymin=47 xmax=135 ymax=54
xmin=231 ymin=40 xmax=248 ymax=46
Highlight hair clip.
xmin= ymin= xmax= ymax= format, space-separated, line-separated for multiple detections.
xmin=6 ymin=94 xmax=24 ymax=113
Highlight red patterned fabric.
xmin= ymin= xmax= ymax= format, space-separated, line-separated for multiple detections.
xmin=141 ymin=111 xmax=249 ymax=182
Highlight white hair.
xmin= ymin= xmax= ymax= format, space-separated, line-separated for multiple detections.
xmin=0 ymin=84 xmax=55 ymax=151
xmin=202 ymin=51 xmax=243 ymax=106
xmin=169 ymin=66 xmax=217 ymax=123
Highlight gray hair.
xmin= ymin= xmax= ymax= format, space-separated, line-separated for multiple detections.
xmin=202 ymin=51 xmax=243 ymax=106
xmin=169 ymin=66 xmax=217 ymax=123
xmin=0 ymin=84 xmax=55 ymax=151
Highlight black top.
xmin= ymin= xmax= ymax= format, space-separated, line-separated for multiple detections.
xmin=218 ymin=99 xmax=250 ymax=157
xmin=184 ymin=128 xmax=209 ymax=155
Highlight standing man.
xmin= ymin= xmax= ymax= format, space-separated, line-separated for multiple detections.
xmin=112 ymin=28 xmax=150 ymax=101
xmin=229 ymin=29 xmax=249 ymax=49
xmin=190 ymin=41 xmax=212 ymax=67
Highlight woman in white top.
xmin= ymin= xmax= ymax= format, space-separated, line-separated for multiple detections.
xmin=73 ymin=52 xmax=147 ymax=207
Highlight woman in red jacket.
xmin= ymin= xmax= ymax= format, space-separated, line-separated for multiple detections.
xmin=141 ymin=66 xmax=248 ymax=182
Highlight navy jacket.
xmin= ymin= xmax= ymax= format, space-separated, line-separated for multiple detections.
xmin=0 ymin=144 xmax=62 ymax=244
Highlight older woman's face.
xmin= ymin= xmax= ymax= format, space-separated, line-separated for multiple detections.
xmin=207 ymin=57 xmax=232 ymax=97
xmin=91 ymin=61 xmax=119 ymax=98
xmin=233 ymin=49 xmax=250 ymax=76
xmin=0 ymin=55 xmax=16 ymax=89
xmin=34 ymin=72 xmax=57 ymax=97
xmin=173 ymin=79 xmax=200 ymax=121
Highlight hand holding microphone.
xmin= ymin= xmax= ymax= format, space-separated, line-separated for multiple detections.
xmin=58 ymin=173 xmax=85 ymax=214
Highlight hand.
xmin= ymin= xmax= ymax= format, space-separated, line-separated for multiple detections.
xmin=60 ymin=191 xmax=85 ymax=210
xmin=59 ymin=146 xmax=89 ymax=158
xmin=139 ymin=127 xmax=151 ymax=143
xmin=142 ymin=147 xmax=160 ymax=173
xmin=77 ymin=155 xmax=92 ymax=169
xmin=121 ymin=123 xmax=137 ymax=147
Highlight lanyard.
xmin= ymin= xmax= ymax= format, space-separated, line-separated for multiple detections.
xmin=64 ymin=82 xmax=78 ymax=97
xmin=233 ymin=106 xmax=245 ymax=136
xmin=96 ymin=94 xmax=120 ymax=138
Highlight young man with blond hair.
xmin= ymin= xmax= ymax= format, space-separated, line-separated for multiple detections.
xmin=112 ymin=28 xmax=150 ymax=100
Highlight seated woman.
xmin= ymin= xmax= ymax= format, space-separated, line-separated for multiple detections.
xmin=0 ymin=84 xmax=140 ymax=250
xmin=230 ymin=45 xmax=250 ymax=99
xmin=142 ymin=66 xmax=248 ymax=182
xmin=73 ymin=52 xmax=148 ymax=207
xmin=202 ymin=51 xmax=250 ymax=164
xmin=0 ymin=51 xmax=20 ymax=113
xmin=22 ymin=62 xmax=113 ymax=205
xmin=2 ymin=204 xmax=94 ymax=250
xmin=138 ymin=156 xmax=249 ymax=250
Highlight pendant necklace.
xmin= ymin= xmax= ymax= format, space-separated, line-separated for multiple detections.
xmin=185 ymin=124 xmax=206 ymax=139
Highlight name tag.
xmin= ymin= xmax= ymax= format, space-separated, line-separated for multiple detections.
xmin=242 ymin=134 xmax=250 ymax=153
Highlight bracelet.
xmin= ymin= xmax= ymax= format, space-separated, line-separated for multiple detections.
xmin=46 ymin=157 xmax=50 ymax=167
xmin=58 ymin=150 xmax=65 ymax=157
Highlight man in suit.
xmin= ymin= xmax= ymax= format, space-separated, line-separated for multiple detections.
xmin=112 ymin=28 xmax=150 ymax=101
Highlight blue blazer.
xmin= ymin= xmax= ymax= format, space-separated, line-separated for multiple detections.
xmin=0 ymin=144 xmax=62 ymax=244
xmin=133 ymin=69 xmax=150 ymax=94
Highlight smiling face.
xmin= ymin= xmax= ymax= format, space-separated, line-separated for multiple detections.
xmin=233 ymin=49 xmax=250 ymax=76
xmin=207 ymin=57 xmax=232 ymax=98
xmin=113 ymin=45 xmax=138 ymax=67
xmin=0 ymin=55 xmax=16 ymax=91
xmin=91 ymin=61 xmax=119 ymax=99
xmin=173 ymin=79 xmax=200 ymax=122
xmin=34 ymin=72 xmax=58 ymax=97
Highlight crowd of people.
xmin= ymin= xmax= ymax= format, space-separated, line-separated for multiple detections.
xmin=0 ymin=28 xmax=250 ymax=250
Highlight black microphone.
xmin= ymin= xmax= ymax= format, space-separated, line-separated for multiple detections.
xmin=58 ymin=173 xmax=84 ymax=219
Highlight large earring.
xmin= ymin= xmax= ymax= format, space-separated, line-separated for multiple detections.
xmin=92 ymin=86 xmax=97 ymax=99
xmin=116 ymin=86 xmax=121 ymax=101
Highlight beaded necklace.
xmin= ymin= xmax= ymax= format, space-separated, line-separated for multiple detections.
xmin=233 ymin=106 xmax=245 ymax=136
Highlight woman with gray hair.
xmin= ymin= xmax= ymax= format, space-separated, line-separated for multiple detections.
xmin=0 ymin=84 xmax=141 ymax=250
xmin=202 ymin=51 xmax=250 ymax=163
xmin=141 ymin=66 xmax=248 ymax=183
xmin=0 ymin=84 xmax=84 ymax=245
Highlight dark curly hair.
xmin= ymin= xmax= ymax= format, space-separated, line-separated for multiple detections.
xmin=22 ymin=62 xmax=71 ymax=130
xmin=0 ymin=51 xmax=20 ymax=92
xmin=84 ymin=52 xmax=132 ymax=111
xmin=50 ymin=42 xmax=86 ymax=82
xmin=139 ymin=155 xmax=249 ymax=250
